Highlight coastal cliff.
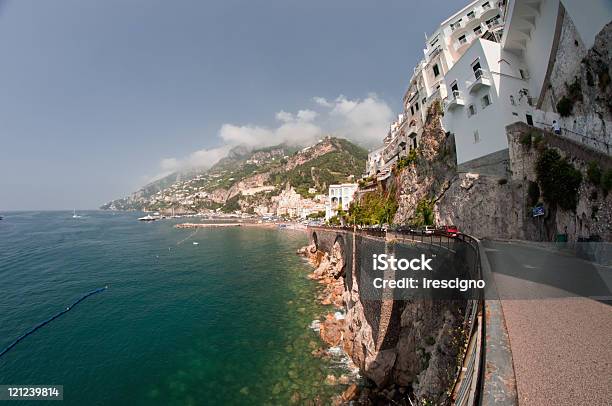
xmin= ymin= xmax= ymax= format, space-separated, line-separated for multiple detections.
xmin=298 ymin=239 xmax=467 ymax=405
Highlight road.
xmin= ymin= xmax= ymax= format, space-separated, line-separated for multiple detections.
xmin=483 ymin=240 xmax=612 ymax=406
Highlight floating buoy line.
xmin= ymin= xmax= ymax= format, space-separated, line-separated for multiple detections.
xmin=0 ymin=286 xmax=108 ymax=359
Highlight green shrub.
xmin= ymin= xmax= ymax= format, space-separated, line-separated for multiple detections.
xmin=307 ymin=210 xmax=326 ymax=219
xmin=566 ymin=78 xmax=583 ymax=102
xmin=535 ymin=148 xmax=582 ymax=211
xmin=328 ymin=215 xmax=341 ymax=226
xmin=413 ymin=198 xmax=435 ymax=226
xmin=598 ymin=65 xmax=610 ymax=91
xmin=556 ymin=96 xmax=573 ymax=117
xmin=397 ymin=148 xmax=419 ymax=171
xmin=519 ymin=133 xmax=532 ymax=148
xmin=527 ymin=181 xmax=540 ymax=206
xmin=602 ymin=169 xmax=612 ymax=195
xmin=587 ymin=161 xmax=602 ymax=185
xmin=586 ymin=69 xmax=595 ymax=87
xmin=347 ymin=187 xmax=398 ymax=226
xmin=532 ymin=132 xmax=544 ymax=147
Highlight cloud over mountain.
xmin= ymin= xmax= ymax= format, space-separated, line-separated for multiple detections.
xmin=155 ymin=94 xmax=393 ymax=179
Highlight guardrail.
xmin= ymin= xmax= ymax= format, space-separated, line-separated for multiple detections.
xmin=309 ymin=225 xmax=485 ymax=405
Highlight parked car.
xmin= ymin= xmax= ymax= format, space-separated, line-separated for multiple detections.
xmin=438 ymin=225 xmax=459 ymax=237
xmin=421 ymin=225 xmax=436 ymax=235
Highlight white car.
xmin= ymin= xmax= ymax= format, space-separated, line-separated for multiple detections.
xmin=421 ymin=225 xmax=435 ymax=235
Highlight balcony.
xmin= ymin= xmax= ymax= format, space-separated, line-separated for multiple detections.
xmin=468 ymin=69 xmax=492 ymax=93
xmin=450 ymin=20 xmax=463 ymax=31
xmin=445 ymin=90 xmax=465 ymax=111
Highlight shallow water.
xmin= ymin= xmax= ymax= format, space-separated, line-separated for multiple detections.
xmin=0 ymin=211 xmax=340 ymax=405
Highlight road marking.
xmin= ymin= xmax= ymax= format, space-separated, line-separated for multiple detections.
xmin=523 ymin=264 xmax=538 ymax=269
xmin=484 ymin=248 xmax=500 ymax=252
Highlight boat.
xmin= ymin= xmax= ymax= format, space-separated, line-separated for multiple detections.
xmin=138 ymin=214 xmax=158 ymax=221
xmin=72 ymin=209 xmax=82 ymax=219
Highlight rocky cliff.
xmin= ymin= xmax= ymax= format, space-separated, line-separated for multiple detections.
xmin=299 ymin=237 xmax=468 ymax=405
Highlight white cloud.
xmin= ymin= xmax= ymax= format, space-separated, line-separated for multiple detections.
xmin=313 ymin=96 xmax=332 ymax=107
xmin=154 ymin=94 xmax=393 ymax=179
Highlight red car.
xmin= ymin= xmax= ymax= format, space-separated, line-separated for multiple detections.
xmin=439 ymin=225 xmax=459 ymax=237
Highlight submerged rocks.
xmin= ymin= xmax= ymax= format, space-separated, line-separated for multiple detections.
xmin=319 ymin=313 xmax=345 ymax=347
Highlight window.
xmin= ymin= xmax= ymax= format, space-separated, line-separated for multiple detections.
xmin=474 ymin=130 xmax=480 ymax=143
xmin=451 ymin=19 xmax=463 ymax=31
xmin=481 ymin=94 xmax=491 ymax=108
xmin=450 ymin=82 xmax=459 ymax=99
xmin=415 ymin=102 xmax=419 ymax=111
xmin=458 ymin=35 xmax=467 ymax=45
xmin=472 ymin=60 xmax=482 ymax=79
xmin=510 ymin=95 xmax=515 ymax=105
xmin=526 ymin=114 xmax=534 ymax=126
xmin=410 ymin=106 xmax=414 ymax=115
xmin=519 ymin=69 xmax=526 ymax=79
xmin=474 ymin=26 xmax=482 ymax=36
xmin=467 ymin=11 xmax=475 ymax=20
xmin=432 ymin=64 xmax=440 ymax=77
xmin=482 ymin=1 xmax=491 ymax=10
xmin=468 ymin=104 xmax=476 ymax=117
xmin=486 ymin=15 xmax=500 ymax=27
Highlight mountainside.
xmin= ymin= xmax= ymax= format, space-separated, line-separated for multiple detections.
xmin=101 ymin=136 xmax=367 ymax=214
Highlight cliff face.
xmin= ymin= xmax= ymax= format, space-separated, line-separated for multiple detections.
xmin=301 ymin=238 xmax=467 ymax=405
xmin=393 ymin=103 xmax=457 ymax=226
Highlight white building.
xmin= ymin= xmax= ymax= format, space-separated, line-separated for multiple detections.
xmin=442 ymin=37 xmax=534 ymax=164
xmin=445 ymin=0 xmax=612 ymax=164
xmin=325 ymin=183 xmax=359 ymax=221
xmin=366 ymin=146 xmax=385 ymax=177
xmin=375 ymin=0 xmax=505 ymax=169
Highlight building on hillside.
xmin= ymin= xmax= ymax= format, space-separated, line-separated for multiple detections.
xmin=365 ymin=146 xmax=385 ymax=177
xmin=373 ymin=0 xmax=611 ymax=173
xmin=325 ymin=183 xmax=359 ymax=221
xmin=446 ymin=0 xmax=612 ymax=166
xmin=442 ymin=37 xmax=534 ymax=164
xmin=375 ymin=0 xmax=505 ymax=170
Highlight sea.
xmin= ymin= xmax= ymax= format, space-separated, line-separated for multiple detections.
xmin=0 ymin=211 xmax=343 ymax=405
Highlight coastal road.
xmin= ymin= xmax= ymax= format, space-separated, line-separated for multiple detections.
xmin=483 ymin=240 xmax=612 ymax=406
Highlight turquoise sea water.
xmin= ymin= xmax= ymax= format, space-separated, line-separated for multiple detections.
xmin=0 ymin=211 xmax=340 ymax=405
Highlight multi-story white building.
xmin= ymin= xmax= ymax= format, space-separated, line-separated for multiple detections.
xmin=325 ymin=183 xmax=359 ymax=220
xmin=375 ymin=0 xmax=505 ymax=169
xmin=445 ymin=0 xmax=612 ymax=165
xmin=375 ymin=0 xmax=611 ymax=170
xmin=366 ymin=146 xmax=385 ymax=177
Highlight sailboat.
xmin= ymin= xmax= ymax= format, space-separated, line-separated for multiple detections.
xmin=72 ymin=209 xmax=82 ymax=219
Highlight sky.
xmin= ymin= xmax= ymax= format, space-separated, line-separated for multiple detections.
xmin=0 ymin=0 xmax=467 ymax=210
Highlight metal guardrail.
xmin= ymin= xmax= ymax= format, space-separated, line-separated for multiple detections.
xmin=308 ymin=225 xmax=486 ymax=405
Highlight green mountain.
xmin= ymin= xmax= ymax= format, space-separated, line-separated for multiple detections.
xmin=101 ymin=137 xmax=367 ymax=213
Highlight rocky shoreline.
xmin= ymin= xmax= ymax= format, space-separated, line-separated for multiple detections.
xmin=297 ymin=243 xmax=417 ymax=405
xmin=297 ymin=243 xmax=362 ymax=404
